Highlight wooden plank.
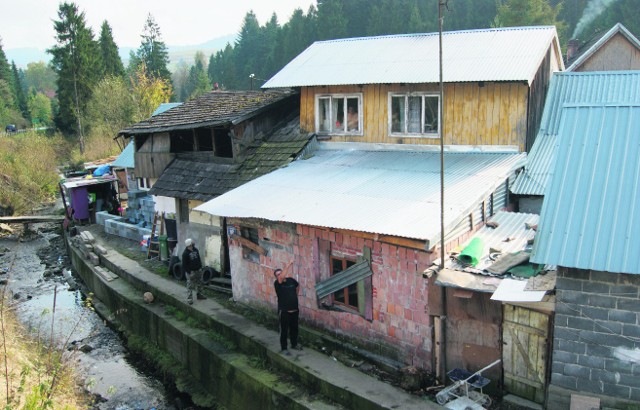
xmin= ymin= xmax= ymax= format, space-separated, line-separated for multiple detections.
xmin=489 ymin=84 xmax=500 ymax=145
xmin=504 ymin=371 xmax=544 ymax=389
xmin=230 ymin=234 xmax=267 ymax=255
xmin=0 ymin=216 xmax=65 ymax=223
xmin=476 ymin=84 xmax=488 ymax=144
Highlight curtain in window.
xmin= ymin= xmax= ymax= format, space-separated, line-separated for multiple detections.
xmin=391 ymin=96 xmax=405 ymax=133
xmin=319 ymin=98 xmax=330 ymax=132
xmin=332 ymin=98 xmax=345 ymax=132
xmin=408 ymin=96 xmax=422 ymax=133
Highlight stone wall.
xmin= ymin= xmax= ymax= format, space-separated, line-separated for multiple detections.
xmin=549 ymin=267 xmax=640 ymax=409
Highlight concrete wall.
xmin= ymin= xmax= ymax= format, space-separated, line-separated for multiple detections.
xmin=548 ymin=267 xmax=640 ymax=409
xmin=227 ymin=219 xmax=439 ymax=368
xmin=174 ymin=207 xmax=222 ymax=268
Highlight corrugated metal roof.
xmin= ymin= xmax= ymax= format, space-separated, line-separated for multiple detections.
xmin=262 ymin=26 xmax=560 ymax=88
xmin=111 ymin=141 xmax=135 ymax=169
xmin=511 ymin=71 xmax=640 ymax=195
xmin=316 ymin=260 xmax=372 ymax=300
xmin=531 ymin=104 xmax=640 ymax=274
xmin=447 ymin=211 xmax=539 ymax=272
xmin=195 ymin=145 xmax=525 ymax=244
xmin=152 ymin=102 xmax=182 ymax=116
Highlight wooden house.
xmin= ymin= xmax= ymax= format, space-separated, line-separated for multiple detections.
xmin=263 ymin=26 xmax=564 ymax=152
xmin=117 ymin=90 xmax=308 ymax=270
xmin=531 ymin=101 xmax=640 ymax=409
xmin=565 ymin=22 xmax=640 ymax=72
xmin=195 ymin=26 xmax=563 ymax=385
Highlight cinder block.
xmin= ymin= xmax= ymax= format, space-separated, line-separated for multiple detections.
xmin=88 ymin=252 xmax=100 ymax=266
xmin=94 ymin=245 xmax=108 ymax=255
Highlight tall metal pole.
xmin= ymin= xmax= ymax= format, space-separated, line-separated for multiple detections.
xmin=438 ymin=0 xmax=448 ymax=385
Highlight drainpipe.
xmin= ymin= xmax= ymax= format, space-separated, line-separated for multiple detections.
xmin=438 ymin=0 xmax=448 ymax=385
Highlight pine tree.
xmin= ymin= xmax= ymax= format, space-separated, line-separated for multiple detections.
xmin=135 ymin=14 xmax=172 ymax=85
xmin=184 ymin=51 xmax=210 ymax=99
xmin=99 ymin=21 xmax=125 ymax=78
xmin=235 ymin=11 xmax=262 ymax=90
xmin=48 ymin=1 xmax=100 ymax=152
xmin=11 ymin=62 xmax=29 ymax=120
xmin=0 ymin=38 xmax=12 ymax=88
xmin=316 ymin=0 xmax=348 ymax=40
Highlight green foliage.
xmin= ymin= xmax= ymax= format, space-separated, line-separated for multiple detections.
xmin=27 ymin=91 xmax=53 ymax=126
xmin=23 ymin=62 xmax=57 ymax=94
xmin=183 ymin=51 xmax=210 ymax=100
xmin=48 ymin=2 xmax=101 ymax=152
xmin=495 ymin=0 xmax=567 ymax=40
xmin=0 ymin=131 xmax=67 ymax=213
xmin=11 ymin=63 xmax=29 ymax=121
xmin=98 ymin=21 xmax=125 ymax=78
xmin=86 ymin=75 xmax=134 ymax=137
xmin=133 ymin=14 xmax=172 ymax=86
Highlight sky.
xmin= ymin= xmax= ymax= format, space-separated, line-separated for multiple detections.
xmin=1 ymin=0 xmax=317 ymax=51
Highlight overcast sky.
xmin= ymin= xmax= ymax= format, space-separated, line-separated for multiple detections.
xmin=1 ymin=0 xmax=316 ymax=50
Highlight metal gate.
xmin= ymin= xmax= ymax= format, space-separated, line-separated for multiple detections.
xmin=502 ymin=304 xmax=551 ymax=404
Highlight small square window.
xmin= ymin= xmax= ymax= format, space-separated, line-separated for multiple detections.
xmin=389 ymin=93 xmax=439 ymax=137
xmin=316 ymin=94 xmax=362 ymax=135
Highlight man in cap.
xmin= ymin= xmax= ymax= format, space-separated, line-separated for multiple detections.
xmin=181 ymin=238 xmax=207 ymax=305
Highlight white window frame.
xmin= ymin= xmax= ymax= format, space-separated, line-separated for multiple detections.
xmin=388 ymin=92 xmax=440 ymax=138
xmin=315 ymin=93 xmax=363 ymax=136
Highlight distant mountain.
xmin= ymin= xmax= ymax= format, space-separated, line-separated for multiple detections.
xmin=6 ymin=33 xmax=237 ymax=70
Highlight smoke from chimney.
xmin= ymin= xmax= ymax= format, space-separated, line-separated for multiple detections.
xmin=572 ymin=0 xmax=619 ymax=39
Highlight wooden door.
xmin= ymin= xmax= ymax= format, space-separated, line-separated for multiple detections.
xmin=502 ymin=305 xmax=550 ymax=404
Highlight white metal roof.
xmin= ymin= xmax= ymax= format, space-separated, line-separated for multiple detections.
xmin=195 ymin=145 xmax=525 ymax=245
xmin=262 ymin=26 xmax=561 ymax=88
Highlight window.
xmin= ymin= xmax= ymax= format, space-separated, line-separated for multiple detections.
xmin=331 ymin=256 xmax=358 ymax=310
xmin=389 ymin=93 xmax=439 ymax=137
xmin=316 ymin=94 xmax=362 ymax=135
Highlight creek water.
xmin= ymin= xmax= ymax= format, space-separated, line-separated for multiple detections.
xmin=0 ymin=224 xmax=187 ymax=410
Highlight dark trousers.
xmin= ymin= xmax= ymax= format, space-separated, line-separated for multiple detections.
xmin=279 ymin=310 xmax=299 ymax=350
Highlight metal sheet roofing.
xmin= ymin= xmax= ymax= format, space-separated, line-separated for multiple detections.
xmin=152 ymin=102 xmax=182 ymax=116
xmin=531 ymin=104 xmax=640 ymax=274
xmin=111 ymin=141 xmax=135 ymax=169
xmin=195 ymin=145 xmax=525 ymax=244
xmin=262 ymin=26 xmax=560 ymax=88
xmin=511 ymin=71 xmax=640 ymax=195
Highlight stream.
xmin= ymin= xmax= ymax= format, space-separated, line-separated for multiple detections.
xmin=0 ymin=222 xmax=191 ymax=410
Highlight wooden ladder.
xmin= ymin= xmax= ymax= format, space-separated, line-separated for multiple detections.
xmin=147 ymin=212 xmax=165 ymax=259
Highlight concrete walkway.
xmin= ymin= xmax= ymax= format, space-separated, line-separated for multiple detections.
xmin=78 ymin=226 xmax=443 ymax=410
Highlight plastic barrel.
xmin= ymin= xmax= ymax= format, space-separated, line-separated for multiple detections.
xmin=158 ymin=235 xmax=168 ymax=261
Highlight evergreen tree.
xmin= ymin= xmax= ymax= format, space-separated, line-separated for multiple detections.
xmin=99 ymin=20 xmax=125 ymax=78
xmin=11 ymin=62 xmax=29 ymax=120
xmin=235 ymin=11 xmax=262 ymax=89
xmin=495 ymin=0 xmax=567 ymax=41
xmin=184 ymin=51 xmax=210 ymax=99
xmin=316 ymin=0 xmax=348 ymax=40
xmin=0 ymin=38 xmax=12 ymax=89
xmin=24 ymin=62 xmax=57 ymax=94
xmin=135 ymin=14 xmax=172 ymax=84
xmin=172 ymin=60 xmax=190 ymax=101
xmin=49 ymin=2 xmax=100 ymax=152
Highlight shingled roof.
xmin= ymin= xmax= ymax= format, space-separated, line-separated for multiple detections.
xmin=118 ymin=90 xmax=296 ymax=136
xmin=148 ymin=116 xmax=312 ymax=201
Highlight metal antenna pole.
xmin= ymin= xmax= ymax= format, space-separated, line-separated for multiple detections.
xmin=439 ymin=1 xmax=446 ymax=270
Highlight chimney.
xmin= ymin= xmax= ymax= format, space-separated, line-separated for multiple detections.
xmin=566 ymin=39 xmax=579 ymax=62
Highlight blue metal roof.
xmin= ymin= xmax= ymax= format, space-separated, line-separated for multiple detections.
xmin=152 ymin=102 xmax=182 ymax=116
xmin=111 ymin=141 xmax=134 ymax=169
xmin=512 ymin=71 xmax=640 ymax=195
xmin=531 ymin=104 xmax=640 ymax=274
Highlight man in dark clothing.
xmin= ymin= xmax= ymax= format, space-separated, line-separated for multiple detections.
xmin=274 ymin=261 xmax=301 ymax=355
xmin=181 ymin=238 xmax=206 ymax=305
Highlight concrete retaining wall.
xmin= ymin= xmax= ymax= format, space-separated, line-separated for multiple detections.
xmin=548 ymin=267 xmax=640 ymax=409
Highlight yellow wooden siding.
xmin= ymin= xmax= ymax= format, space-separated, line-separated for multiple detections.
xmin=300 ymin=82 xmax=528 ymax=149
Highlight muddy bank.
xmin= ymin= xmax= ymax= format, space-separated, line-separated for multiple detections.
xmin=0 ymin=222 xmax=187 ymax=409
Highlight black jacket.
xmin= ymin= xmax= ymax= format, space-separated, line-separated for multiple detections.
xmin=181 ymin=246 xmax=202 ymax=273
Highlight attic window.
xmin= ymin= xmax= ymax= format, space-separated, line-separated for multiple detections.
xmin=315 ymin=94 xmax=362 ymax=136
xmin=389 ymin=93 xmax=439 ymax=137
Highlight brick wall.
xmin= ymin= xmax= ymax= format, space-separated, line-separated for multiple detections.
xmin=227 ymin=219 xmax=439 ymax=369
xmin=551 ymin=267 xmax=640 ymax=405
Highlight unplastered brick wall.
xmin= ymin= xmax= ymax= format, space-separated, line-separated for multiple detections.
xmin=227 ymin=219 xmax=439 ymax=368
xmin=299 ymin=225 xmax=437 ymax=368
xmin=552 ymin=267 xmax=640 ymax=403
